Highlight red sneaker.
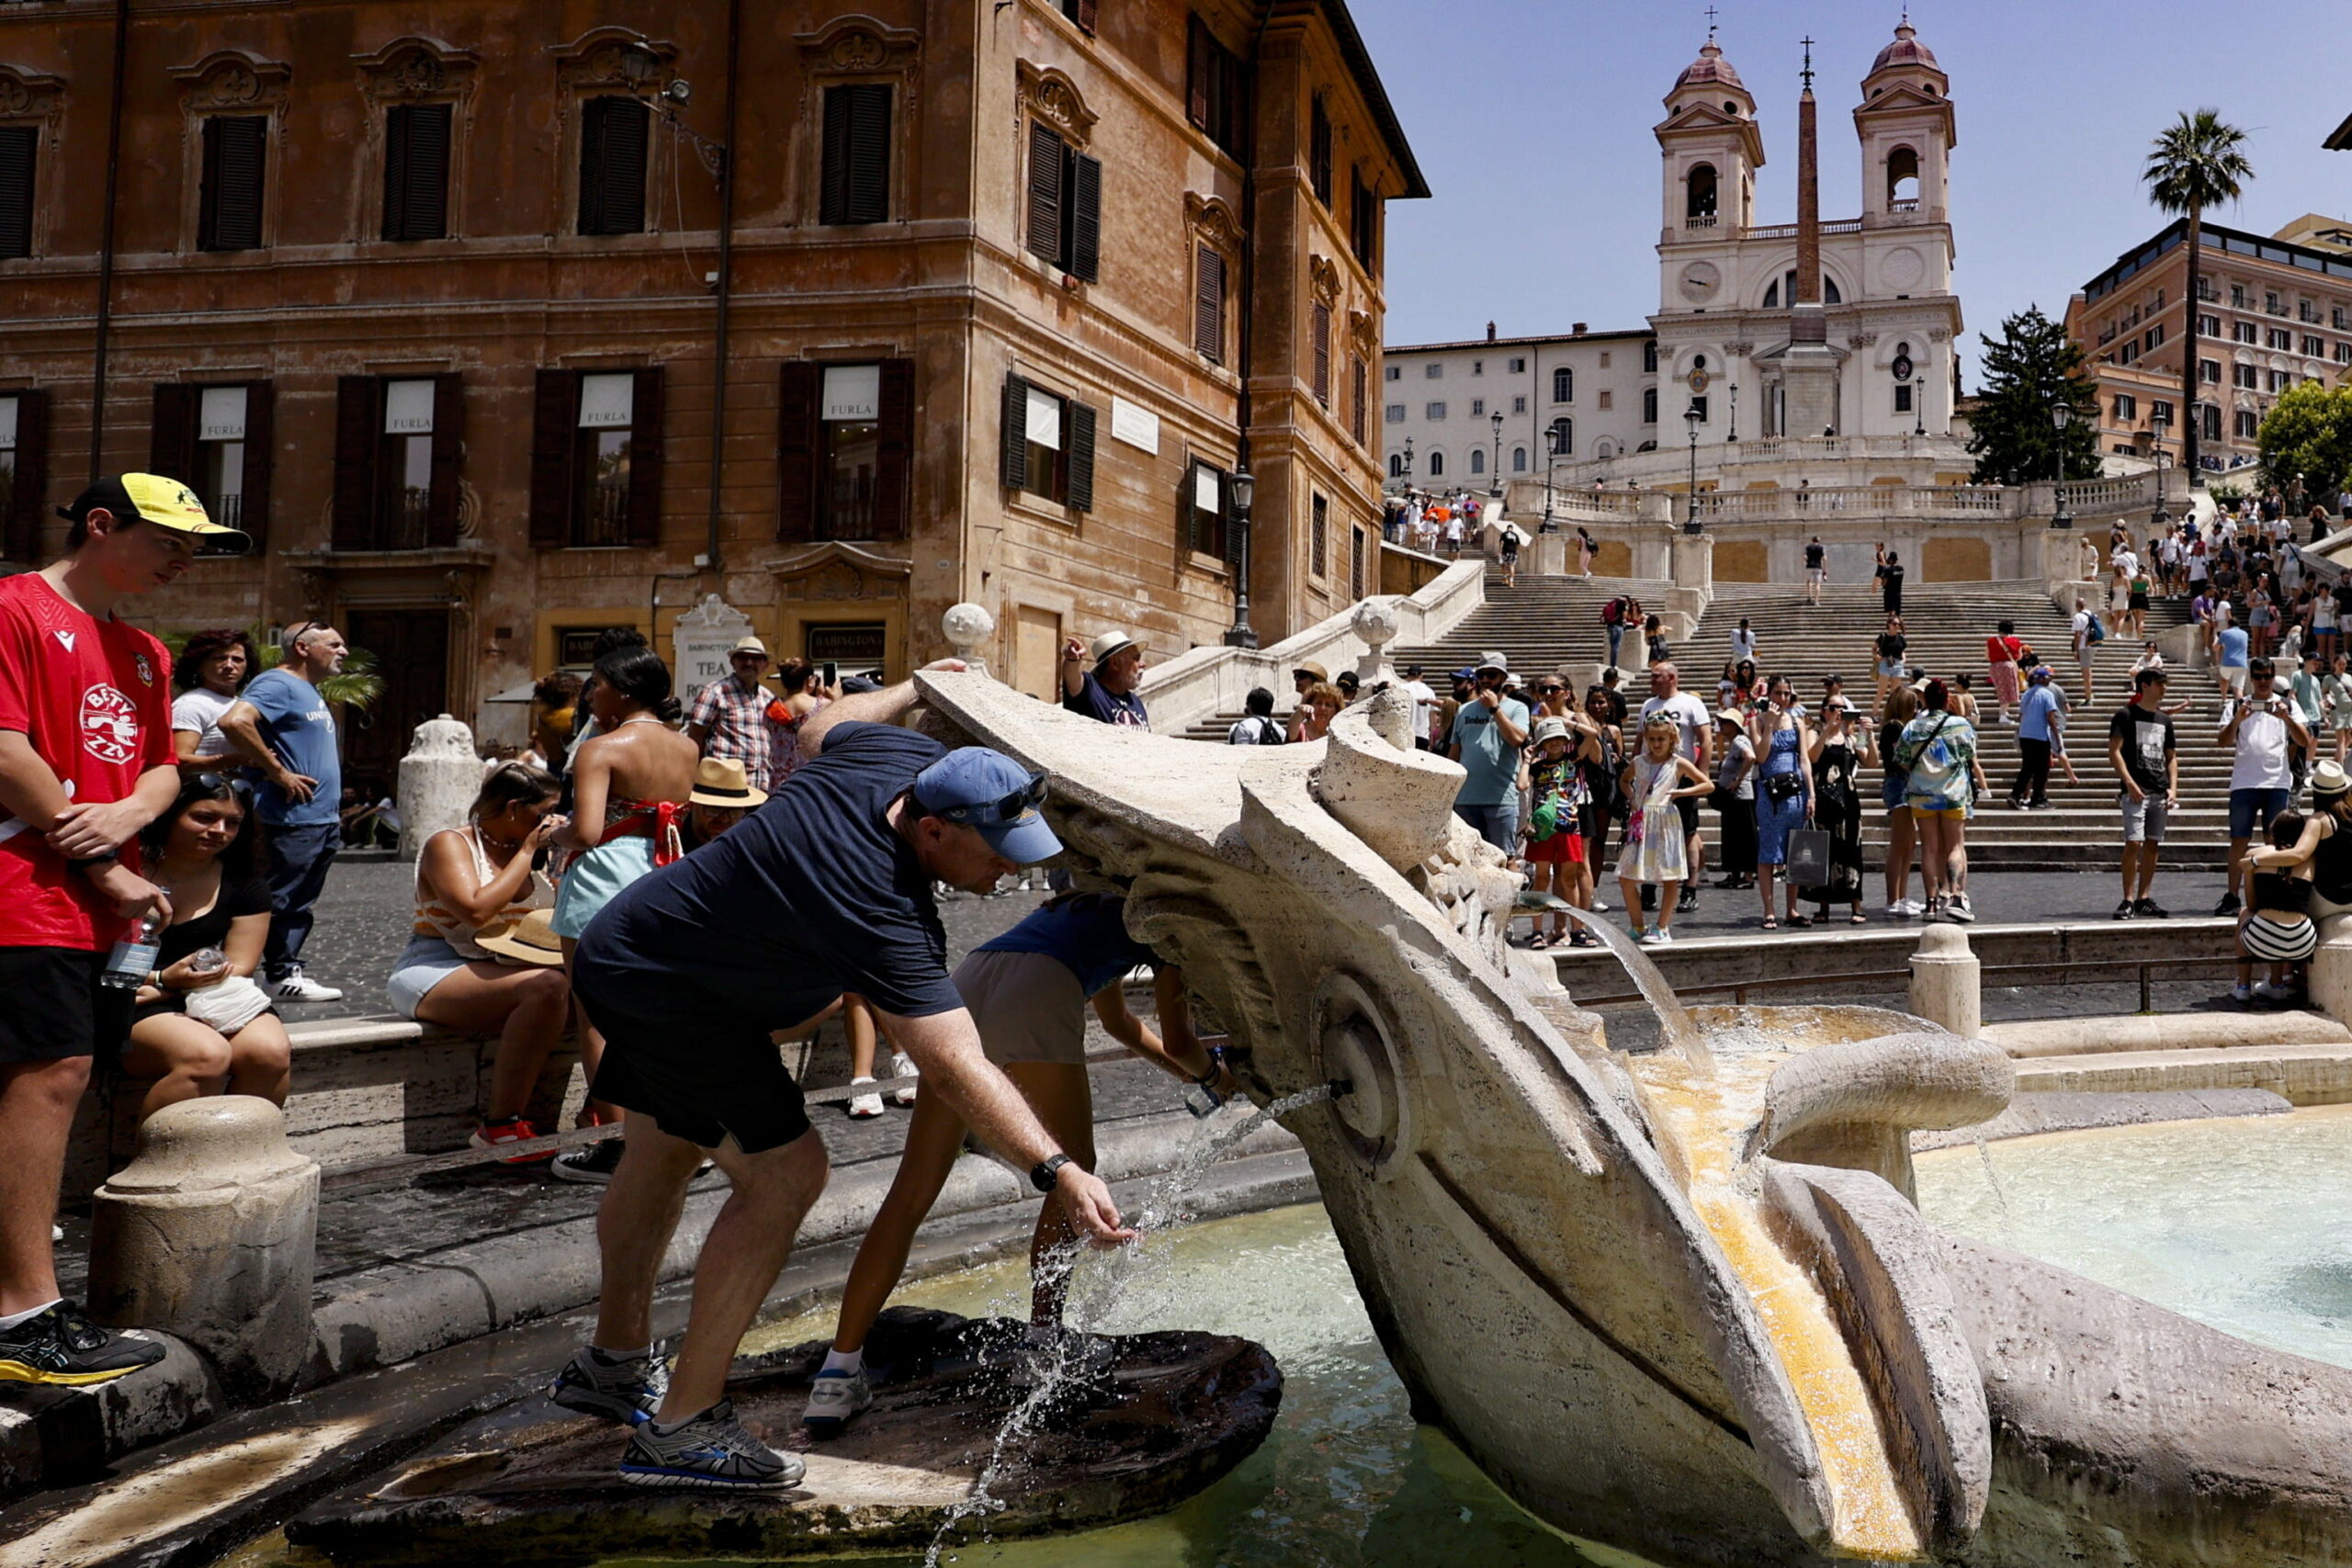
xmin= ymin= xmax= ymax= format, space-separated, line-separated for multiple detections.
xmin=469 ymin=1117 xmax=555 ymax=1164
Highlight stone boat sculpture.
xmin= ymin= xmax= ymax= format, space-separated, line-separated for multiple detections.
xmin=917 ymin=667 xmax=2352 ymax=1568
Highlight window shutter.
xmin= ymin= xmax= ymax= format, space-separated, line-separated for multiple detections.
xmin=626 ymin=366 xmax=663 ymax=547
xmin=238 ymin=379 xmax=273 ymax=547
xmin=148 ymin=383 xmax=198 ymax=483
xmin=1067 ymin=152 xmax=1101 ymax=283
xmin=871 ymin=357 xmax=915 ymax=539
xmin=199 ymin=116 xmax=266 ymax=252
xmin=527 ymin=369 xmax=577 ymax=547
xmin=1351 ymin=355 xmax=1367 ymax=444
xmin=4 ymin=388 xmax=46 ymax=561
xmin=1065 ymin=400 xmax=1096 ymax=513
xmin=331 ymin=377 xmax=378 ymax=549
xmin=1001 ymin=373 xmax=1029 ymax=491
xmin=1193 ymin=246 xmax=1225 ymax=363
xmin=383 ymin=103 xmax=451 ymax=243
xmin=1024 ymin=122 xmax=1063 ymax=267
xmin=1186 ymin=17 xmax=1211 ymax=130
xmin=820 ymin=85 xmax=891 ymax=226
xmin=426 ymin=371 xmax=464 ymax=547
xmin=1075 ymin=0 xmax=1098 ymax=31
xmin=1309 ymin=97 xmax=1332 ymax=207
xmin=579 ymin=96 xmax=648 ymax=236
xmin=0 ymin=126 xmax=35 ymax=260
xmin=1312 ymin=301 xmax=1331 ymax=405
xmin=775 ymin=360 xmax=821 ymax=543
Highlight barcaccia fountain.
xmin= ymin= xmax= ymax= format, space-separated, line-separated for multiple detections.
xmin=903 ymin=663 xmax=2352 ymax=1568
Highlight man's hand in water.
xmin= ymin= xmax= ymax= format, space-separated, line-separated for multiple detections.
xmin=1057 ymin=1163 xmax=1137 ymax=1246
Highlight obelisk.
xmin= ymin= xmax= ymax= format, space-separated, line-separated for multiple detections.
xmin=1781 ymin=38 xmax=1842 ymax=438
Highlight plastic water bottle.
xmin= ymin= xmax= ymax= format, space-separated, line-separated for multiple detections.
xmin=188 ymin=946 xmax=228 ymax=977
xmin=99 ymin=914 xmax=164 ymax=991
xmin=1182 ymin=1079 xmax=1225 ymax=1119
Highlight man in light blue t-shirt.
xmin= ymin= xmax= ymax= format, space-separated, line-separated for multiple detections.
xmin=2215 ymin=623 xmax=2251 ymax=700
xmin=2008 ymin=666 xmax=2062 ymax=809
xmin=1445 ymin=652 xmax=1531 ymax=853
xmin=219 ymin=622 xmax=348 ymax=1002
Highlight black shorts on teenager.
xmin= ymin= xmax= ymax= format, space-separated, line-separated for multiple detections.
xmin=575 ymin=980 xmax=812 ymax=1154
xmin=0 ymin=947 xmax=112 ymax=1064
xmin=1675 ymin=795 xmax=1701 ymax=838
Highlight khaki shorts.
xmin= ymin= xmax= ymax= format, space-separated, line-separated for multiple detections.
xmin=952 ymin=949 xmax=1088 ymax=1067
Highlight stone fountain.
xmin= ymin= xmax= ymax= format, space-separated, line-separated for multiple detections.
xmin=911 ymin=663 xmax=2352 ymax=1568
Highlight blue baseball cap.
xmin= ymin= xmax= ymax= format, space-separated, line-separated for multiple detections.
xmin=911 ymin=748 xmax=1063 ymax=865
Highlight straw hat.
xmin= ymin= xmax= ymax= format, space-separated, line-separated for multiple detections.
xmin=689 ymin=755 xmax=768 ymax=809
xmin=474 ymin=908 xmax=564 ymax=967
xmin=2315 ymin=760 xmax=2352 ymax=798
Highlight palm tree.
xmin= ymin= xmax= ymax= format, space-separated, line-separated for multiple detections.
xmin=2143 ymin=108 xmax=2254 ymax=485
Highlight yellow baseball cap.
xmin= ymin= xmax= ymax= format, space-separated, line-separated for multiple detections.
xmin=59 ymin=473 xmax=253 ymax=553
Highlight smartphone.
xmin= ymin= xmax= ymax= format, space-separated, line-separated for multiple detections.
xmin=820 ymin=660 xmax=839 ymax=690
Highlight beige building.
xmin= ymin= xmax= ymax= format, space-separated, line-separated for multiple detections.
xmin=1378 ymin=324 xmax=1660 ymax=490
xmin=0 ymin=1 xmax=1422 ymax=790
xmin=2068 ymin=215 xmax=2352 ymax=471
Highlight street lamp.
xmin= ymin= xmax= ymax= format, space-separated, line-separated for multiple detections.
xmin=1684 ymin=401 xmax=1705 ymax=535
xmin=617 ymin=39 xmax=727 ymax=179
xmin=1489 ymin=412 xmax=1504 ymax=498
xmin=1728 ymin=382 xmax=1739 ymax=443
xmin=1223 ymin=467 xmax=1257 ymax=648
xmin=2150 ymin=404 xmax=2173 ymax=526
xmin=1402 ymin=435 xmax=1415 ymax=489
xmin=2049 ymin=401 xmax=2074 ymax=530
xmin=1913 ymin=377 xmax=1926 ymax=438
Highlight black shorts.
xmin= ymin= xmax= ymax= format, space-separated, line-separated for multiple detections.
xmin=0 ymin=947 xmax=116 ymax=1065
xmin=1675 ymin=795 xmax=1701 ymax=838
xmin=575 ymin=976 xmax=812 ymax=1154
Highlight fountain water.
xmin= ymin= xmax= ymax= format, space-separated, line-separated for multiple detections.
xmin=1552 ymin=903 xmax=1710 ymax=1068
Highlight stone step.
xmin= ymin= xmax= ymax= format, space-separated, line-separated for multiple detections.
xmin=2011 ymin=1043 xmax=2352 ymax=1106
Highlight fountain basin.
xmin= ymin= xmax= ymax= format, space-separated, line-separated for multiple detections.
xmin=286 ymin=1307 xmax=1280 ymax=1567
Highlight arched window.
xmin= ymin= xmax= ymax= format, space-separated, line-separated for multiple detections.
xmin=1388 ymin=452 xmax=1404 ymax=478
xmin=1546 ymin=417 xmax=1572 ymax=457
xmin=1762 ymin=270 xmax=1845 ymax=309
xmin=1511 ymin=446 xmax=1528 ymax=472
xmin=1685 ymin=163 xmax=1718 ymax=222
xmin=1469 ymin=448 xmax=1485 ymax=475
xmin=1643 ymin=340 xmax=1658 ymax=372
xmin=1595 ymin=437 xmax=1620 ymax=459
xmin=1427 ymin=450 xmax=1444 ymax=477
xmin=1552 ymin=367 xmax=1573 ymax=403
xmin=1886 ymin=145 xmax=1920 ymax=209
xmin=1642 ymin=389 xmax=1658 ymax=423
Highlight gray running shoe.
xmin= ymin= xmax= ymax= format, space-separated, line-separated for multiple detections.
xmin=619 ymin=1399 xmax=802 ymax=1491
xmin=549 ymin=1344 xmax=669 ymax=1426
xmin=802 ymin=1368 xmax=874 ymax=1435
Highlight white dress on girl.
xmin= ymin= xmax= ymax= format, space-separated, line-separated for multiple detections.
xmin=1616 ymin=756 xmax=1690 ymax=886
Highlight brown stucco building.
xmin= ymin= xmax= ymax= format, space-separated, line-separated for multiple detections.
xmin=0 ymin=0 xmax=1423 ymax=788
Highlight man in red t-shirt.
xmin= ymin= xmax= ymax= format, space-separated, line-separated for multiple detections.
xmin=1984 ymin=618 xmax=2030 ymax=726
xmin=0 ymin=473 xmax=247 ymax=1386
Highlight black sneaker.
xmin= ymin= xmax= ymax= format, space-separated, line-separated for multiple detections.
xmin=1640 ymin=886 xmax=1658 ymax=912
xmin=2134 ymin=897 xmax=2171 ymax=919
xmin=550 ymin=1136 xmax=627 ymax=1184
xmin=2214 ymin=893 xmax=2242 ymax=918
xmin=0 ymin=1302 xmax=165 ymax=1387
xmin=1677 ymin=887 xmax=1699 ymax=914
xmin=2113 ymin=899 xmax=2136 ymax=919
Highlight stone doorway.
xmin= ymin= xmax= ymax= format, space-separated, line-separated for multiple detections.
xmin=343 ymin=608 xmax=450 ymax=803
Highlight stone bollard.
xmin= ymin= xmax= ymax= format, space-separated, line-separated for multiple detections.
xmin=87 ymin=1097 xmax=320 ymax=1401
xmin=1351 ymin=597 xmax=1400 ymax=687
xmin=397 ymin=713 xmax=478 ymax=862
xmin=1908 ymin=923 xmax=1982 ymax=1039
xmin=943 ymin=603 xmax=997 ymax=678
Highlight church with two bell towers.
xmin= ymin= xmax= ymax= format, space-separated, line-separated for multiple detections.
xmin=1650 ymin=19 xmax=1964 ymax=445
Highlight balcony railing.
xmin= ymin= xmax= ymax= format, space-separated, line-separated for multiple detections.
xmin=1889 ymin=197 xmax=1921 ymax=214
xmin=1685 ymin=214 xmax=1719 ymax=229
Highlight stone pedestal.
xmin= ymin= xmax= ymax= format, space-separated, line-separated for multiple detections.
xmin=1669 ymin=529 xmax=1714 ymax=594
xmin=397 ymin=714 xmax=478 ymax=863
xmin=1527 ymin=532 xmax=1568 ymax=576
xmin=943 ymin=603 xmax=996 ymax=678
xmin=87 ymin=1097 xmax=320 ymax=1400
xmin=2311 ymin=915 xmax=2352 ymax=1027
xmin=1908 ymin=924 xmax=1982 ymax=1039
xmin=1351 ymin=598 xmax=1401 ymax=687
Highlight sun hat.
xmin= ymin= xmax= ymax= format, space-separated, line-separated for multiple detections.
xmin=911 ymin=747 xmax=1063 ymax=865
xmin=1293 ymin=660 xmax=1329 ymax=682
xmin=688 ymin=756 xmax=767 ymax=809
xmin=1476 ymin=650 xmax=1510 ymax=675
xmin=1532 ymin=715 xmax=1570 ymax=745
xmin=729 ymin=635 xmax=770 ymax=658
xmin=2315 ymin=760 xmax=2352 ymax=798
xmin=474 ymin=908 xmax=565 ymax=968
xmin=59 ymin=472 xmax=252 ymax=553
xmin=1713 ymin=707 xmax=1746 ymax=728
xmin=1089 ymin=629 xmax=1138 ymax=667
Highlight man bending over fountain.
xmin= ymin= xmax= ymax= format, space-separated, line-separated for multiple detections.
xmin=804 ymin=890 xmax=1238 ymax=1435
xmin=555 ymin=666 xmax=1133 ymax=1491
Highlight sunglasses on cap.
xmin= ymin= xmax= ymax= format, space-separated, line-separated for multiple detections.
xmin=924 ymin=771 xmax=1049 ymax=828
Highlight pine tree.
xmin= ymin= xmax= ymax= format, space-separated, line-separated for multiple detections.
xmin=1966 ymin=308 xmax=2101 ymax=487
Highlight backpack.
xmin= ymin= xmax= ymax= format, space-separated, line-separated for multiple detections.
xmin=2086 ymin=615 xmax=2107 ymax=644
xmin=1602 ymin=598 xmax=1626 ymax=627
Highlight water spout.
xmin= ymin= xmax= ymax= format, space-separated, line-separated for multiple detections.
xmin=1551 ymin=903 xmax=1712 ymax=1070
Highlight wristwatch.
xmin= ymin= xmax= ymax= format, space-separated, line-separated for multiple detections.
xmin=1029 ymin=1153 xmax=1072 ymax=1193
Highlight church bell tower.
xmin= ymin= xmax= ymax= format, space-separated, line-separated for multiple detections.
xmin=1655 ymin=28 xmax=1763 ymax=243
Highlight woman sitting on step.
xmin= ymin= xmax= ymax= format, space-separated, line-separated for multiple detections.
xmin=119 ymin=773 xmax=293 ymax=1122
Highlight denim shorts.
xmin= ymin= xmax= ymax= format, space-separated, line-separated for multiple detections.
xmin=2229 ymin=786 xmax=2293 ymax=841
xmin=387 ymin=935 xmax=469 ymax=1019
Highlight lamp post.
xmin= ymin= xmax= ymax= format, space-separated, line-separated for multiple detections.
xmin=1728 ymin=382 xmax=1739 ymax=443
xmin=2151 ymin=405 xmax=2173 ymax=527
xmin=1489 ymin=411 xmax=1504 ymax=498
xmin=1913 ymin=377 xmax=1926 ymax=437
xmin=1223 ymin=467 xmax=1258 ymax=647
xmin=1541 ymin=423 xmax=1557 ymax=535
xmin=1684 ymin=402 xmax=1704 ymax=535
xmin=2049 ymin=401 xmax=2075 ymax=530
xmin=1402 ymin=435 xmax=1415 ymax=489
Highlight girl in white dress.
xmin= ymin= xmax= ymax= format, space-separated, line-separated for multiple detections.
xmin=1615 ymin=714 xmax=1713 ymax=946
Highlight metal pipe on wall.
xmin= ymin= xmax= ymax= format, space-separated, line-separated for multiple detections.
xmin=88 ymin=0 xmax=130 ymax=480
xmin=703 ymin=0 xmax=742 ymax=577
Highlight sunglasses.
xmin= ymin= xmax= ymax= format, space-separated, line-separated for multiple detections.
xmin=192 ymin=772 xmax=255 ymax=797
xmin=1537 ymin=684 xmax=1566 ymax=694
xmin=925 ymin=771 xmax=1049 ymax=827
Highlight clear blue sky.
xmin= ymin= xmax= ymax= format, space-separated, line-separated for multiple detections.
xmin=1354 ymin=0 xmax=2352 ymax=388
